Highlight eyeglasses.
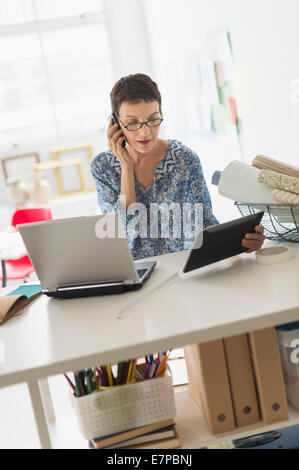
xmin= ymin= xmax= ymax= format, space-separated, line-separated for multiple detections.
xmin=117 ymin=114 xmax=164 ymax=131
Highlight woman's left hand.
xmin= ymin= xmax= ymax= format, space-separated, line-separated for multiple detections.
xmin=241 ymin=225 xmax=265 ymax=254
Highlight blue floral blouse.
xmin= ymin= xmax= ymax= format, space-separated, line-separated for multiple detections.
xmin=90 ymin=139 xmax=219 ymax=260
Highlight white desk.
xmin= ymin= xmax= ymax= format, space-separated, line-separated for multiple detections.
xmin=1 ymin=243 xmax=299 ymax=448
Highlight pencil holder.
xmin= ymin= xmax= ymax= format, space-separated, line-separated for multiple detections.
xmin=71 ymin=366 xmax=176 ymax=440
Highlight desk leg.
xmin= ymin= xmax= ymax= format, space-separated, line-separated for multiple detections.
xmin=1 ymin=260 xmax=6 ymax=288
xmin=27 ymin=380 xmax=52 ymax=449
xmin=39 ymin=378 xmax=56 ymax=422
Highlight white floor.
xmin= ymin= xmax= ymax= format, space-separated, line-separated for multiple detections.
xmin=0 ymin=276 xmax=188 ymax=449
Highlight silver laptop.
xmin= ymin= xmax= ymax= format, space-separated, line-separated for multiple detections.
xmin=18 ymin=214 xmax=156 ymax=299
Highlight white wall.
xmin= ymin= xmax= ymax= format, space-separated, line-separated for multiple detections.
xmin=2 ymin=1 xmax=298 ymax=222
xmin=143 ymin=0 xmax=299 ymax=221
xmin=0 ymin=1 xmax=154 ymax=205
xmin=103 ymin=0 xmax=153 ymax=80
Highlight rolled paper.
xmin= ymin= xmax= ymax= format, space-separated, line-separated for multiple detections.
xmin=252 ymin=155 xmax=299 ymax=179
xmin=218 ymin=160 xmax=274 ymax=204
xmin=272 ymin=189 xmax=299 ymax=205
xmin=258 ymin=169 xmax=299 ymax=195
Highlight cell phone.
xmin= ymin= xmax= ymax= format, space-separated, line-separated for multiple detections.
xmin=108 ymin=112 xmax=126 ymax=148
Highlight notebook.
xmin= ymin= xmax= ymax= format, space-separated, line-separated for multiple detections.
xmin=89 ymin=423 xmax=176 ymax=449
xmin=89 ymin=419 xmax=175 ymax=449
xmin=0 ymin=284 xmax=42 ymax=325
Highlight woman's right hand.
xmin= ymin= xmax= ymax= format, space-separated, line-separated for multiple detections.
xmin=107 ymin=120 xmax=135 ymax=171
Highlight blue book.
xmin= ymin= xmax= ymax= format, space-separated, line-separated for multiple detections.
xmin=7 ymin=284 xmax=42 ymax=298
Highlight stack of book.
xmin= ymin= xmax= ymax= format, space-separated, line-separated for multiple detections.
xmin=88 ymin=418 xmax=180 ymax=449
xmin=184 ymin=327 xmax=289 ymax=435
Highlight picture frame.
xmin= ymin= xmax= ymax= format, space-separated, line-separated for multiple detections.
xmin=50 ymin=144 xmax=95 ymax=195
xmin=1 ymin=152 xmax=40 ymax=181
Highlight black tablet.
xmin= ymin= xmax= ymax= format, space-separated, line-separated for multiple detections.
xmin=183 ymin=212 xmax=264 ymax=274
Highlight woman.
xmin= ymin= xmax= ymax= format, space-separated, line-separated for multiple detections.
xmin=91 ymin=73 xmax=265 ymax=260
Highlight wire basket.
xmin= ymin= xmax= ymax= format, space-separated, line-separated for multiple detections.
xmin=235 ymin=202 xmax=299 ymax=243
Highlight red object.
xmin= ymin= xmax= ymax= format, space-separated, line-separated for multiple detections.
xmin=0 ymin=205 xmax=52 ymax=281
xmin=229 ymin=98 xmax=238 ymax=125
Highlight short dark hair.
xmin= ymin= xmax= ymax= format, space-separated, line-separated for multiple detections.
xmin=110 ymin=73 xmax=162 ymax=115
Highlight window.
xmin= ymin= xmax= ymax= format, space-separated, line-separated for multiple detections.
xmin=0 ymin=0 xmax=113 ymax=146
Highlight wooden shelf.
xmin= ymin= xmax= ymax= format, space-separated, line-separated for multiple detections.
xmin=47 ymin=388 xmax=299 ymax=449
xmin=174 ymin=390 xmax=299 ymax=449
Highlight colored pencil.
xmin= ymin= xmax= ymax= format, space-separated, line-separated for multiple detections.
xmin=84 ymin=369 xmax=90 ymax=394
xmin=70 ymin=350 xmax=172 ymax=397
xmin=106 ymin=364 xmax=113 ymax=386
xmin=78 ymin=371 xmax=86 ymax=395
xmin=96 ymin=367 xmax=104 ymax=387
xmin=63 ymin=373 xmax=75 ymax=393
xmin=73 ymin=372 xmax=80 ymax=397
xmin=100 ymin=366 xmax=109 ymax=386
xmin=157 ymin=356 xmax=167 ymax=375
xmin=126 ymin=361 xmax=133 ymax=383
xmin=130 ymin=360 xmax=137 ymax=381
xmin=122 ymin=361 xmax=130 ymax=384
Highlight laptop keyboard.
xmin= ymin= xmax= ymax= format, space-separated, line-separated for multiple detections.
xmin=137 ymin=268 xmax=147 ymax=278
